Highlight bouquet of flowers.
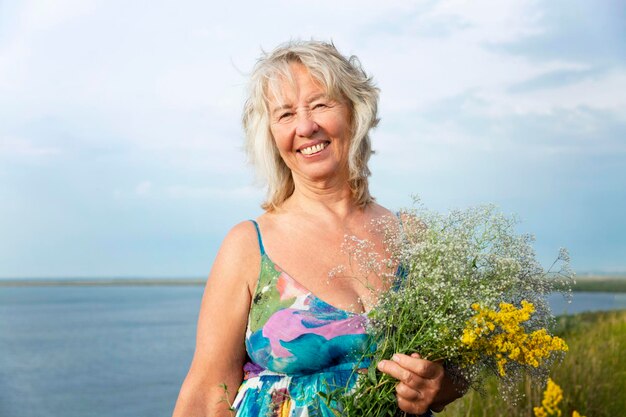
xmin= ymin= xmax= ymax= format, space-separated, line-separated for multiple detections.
xmin=332 ymin=199 xmax=572 ymax=416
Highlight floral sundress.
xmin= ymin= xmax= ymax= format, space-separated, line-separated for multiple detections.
xmin=232 ymin=220 xmax=371 ymax=417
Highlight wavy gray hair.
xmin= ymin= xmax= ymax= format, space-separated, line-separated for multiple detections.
xmin=243 ymin=40 xmax=380 ymax=211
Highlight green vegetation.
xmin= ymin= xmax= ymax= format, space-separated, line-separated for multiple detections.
xmin=567 ymin=276 xmax=626 ymax=292
xmin=440 ymin=309 xmax=626 ymax=417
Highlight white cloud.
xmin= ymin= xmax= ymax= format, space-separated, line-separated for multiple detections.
xmin=165 ymin=184 xmax=262 ymax=200
xmin=474 ymin=70 xmax=626 ymax=118
xmin=2 ymin=0 xmax=619 ymax=172
xmin=134 ymin=181 xmax=153 ymax=196
xmin=0 ymin=37 xmax=31 ymax=89
xmin=428 ymin=0 xmax=543 ymax=42
xmin=0 ymin=136 xmax=61 ymax=157
xmin=127 ymin=181 xmax=261 ymax=201
xmin=19 ymin=0 xmax=98 ymax=30
xmin=0 ymin=0 xmax=98 ymax=88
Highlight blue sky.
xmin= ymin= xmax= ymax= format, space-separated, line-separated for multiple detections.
xmin=1 ymin=0 xmax=624 ymax=278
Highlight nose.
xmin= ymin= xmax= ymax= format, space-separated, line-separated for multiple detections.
xmin=295 ymin=113 xmax=319 ymax=138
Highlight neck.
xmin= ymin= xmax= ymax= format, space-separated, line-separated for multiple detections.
xmin=284 ymin=175 xmax=359 ymax=220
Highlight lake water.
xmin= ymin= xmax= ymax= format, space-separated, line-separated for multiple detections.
xmin=548 ymin=291 xmax=626 ymax=315
xmin=1 ymin=285 xmax=625 ymax=417
xmin=0 ymin=285 xmax=203 ymax=417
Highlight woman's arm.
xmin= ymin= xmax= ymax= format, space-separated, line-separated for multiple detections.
xmin=172 ymin=222 xmax=260 ymax=417
xmin=377 ymin=353 xmax=466 ymax=415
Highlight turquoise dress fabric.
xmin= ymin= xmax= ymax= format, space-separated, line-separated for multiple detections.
xmin=232 ymin=220 xmax=370 ymax=417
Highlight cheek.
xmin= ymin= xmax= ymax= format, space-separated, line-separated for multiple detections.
xmin=271 ymin=128 xmax=290 ymax=152
xmin=336 ymin=119 xmax=353 ymax=150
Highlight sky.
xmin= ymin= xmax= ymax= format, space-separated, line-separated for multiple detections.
xmin=0 ymin=0 xmax=624 ymax=278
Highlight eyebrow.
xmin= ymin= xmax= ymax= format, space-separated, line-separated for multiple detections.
xmin=270 ymin=104 xmax=293 ymax=116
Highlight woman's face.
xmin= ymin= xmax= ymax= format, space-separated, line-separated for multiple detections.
xmin=268 ymin=63 xmax=352 ymax=185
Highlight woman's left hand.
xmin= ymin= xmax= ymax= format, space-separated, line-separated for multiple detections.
xmin=377 ymin=353 xmax=460 ymax=415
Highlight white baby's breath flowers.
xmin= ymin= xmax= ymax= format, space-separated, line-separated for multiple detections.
xmin=327 ymin=198 xmax=573 ymax=416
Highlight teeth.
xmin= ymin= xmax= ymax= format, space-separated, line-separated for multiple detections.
xmin=300 ymin=142 xmax=328 ymax=155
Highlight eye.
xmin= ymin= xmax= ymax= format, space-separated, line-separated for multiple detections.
xmin=278 ymin=112 xmax=294 ymax=121
xmin=312 ymin=102 xmax=328 ymax=110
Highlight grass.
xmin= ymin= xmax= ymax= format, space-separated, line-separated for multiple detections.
xmin=567 ymin=276 xmax=626 ymax=293
xmin=440 ymin=309 xmax=626 ymax=417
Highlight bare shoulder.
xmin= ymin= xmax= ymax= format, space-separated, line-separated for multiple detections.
xmin=367 ymin=202 xmax=428 ymax=236
xmin=366 ymin=202 xmax=399 ymax=227
xmin=210 ymin=220 xmax=261 ymax=291
xmin=220 ymin=220 xmax=260 ymax=255
xmin=255 ymin=210 xmax=282 ymax=228
xmin=368 ymin=202 xmax=396 ymax=218
xmin=395 ymin=208 xmax=428 ymax=233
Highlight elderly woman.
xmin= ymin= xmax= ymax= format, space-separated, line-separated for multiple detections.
xmin=173 ymin=40 xmax=462 ymax=417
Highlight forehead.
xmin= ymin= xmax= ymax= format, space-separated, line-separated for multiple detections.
xmin=265 ymin=62 xmax=333 ymax=106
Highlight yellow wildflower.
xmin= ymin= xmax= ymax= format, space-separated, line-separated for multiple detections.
xmin=533 ymin=378 xmax=586 ymax=417
xmin=534 ymin=378 xmax=563 ymax=417
xmin=460 ymin=301 xmax=567 ymax=376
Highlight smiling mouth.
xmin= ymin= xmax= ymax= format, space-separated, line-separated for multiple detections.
xmin=298 ymin=141 xmax=330 ymax=156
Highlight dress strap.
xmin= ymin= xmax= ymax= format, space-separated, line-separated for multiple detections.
xmin=249 ymin=219 xmax=266 ymax=256
xmin=395 ymin=210 xmax=404 ymax=232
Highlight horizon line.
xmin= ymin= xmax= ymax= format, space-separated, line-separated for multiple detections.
xmin=2 ymin=273 xmax=626 ymax=287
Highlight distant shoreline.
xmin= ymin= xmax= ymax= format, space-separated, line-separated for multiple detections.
xmin=1 ymin=275 xmax=626 ymax=291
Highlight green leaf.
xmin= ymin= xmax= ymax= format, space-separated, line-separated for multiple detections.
xmin=368 ymin=363 xmax=378 ymax=384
